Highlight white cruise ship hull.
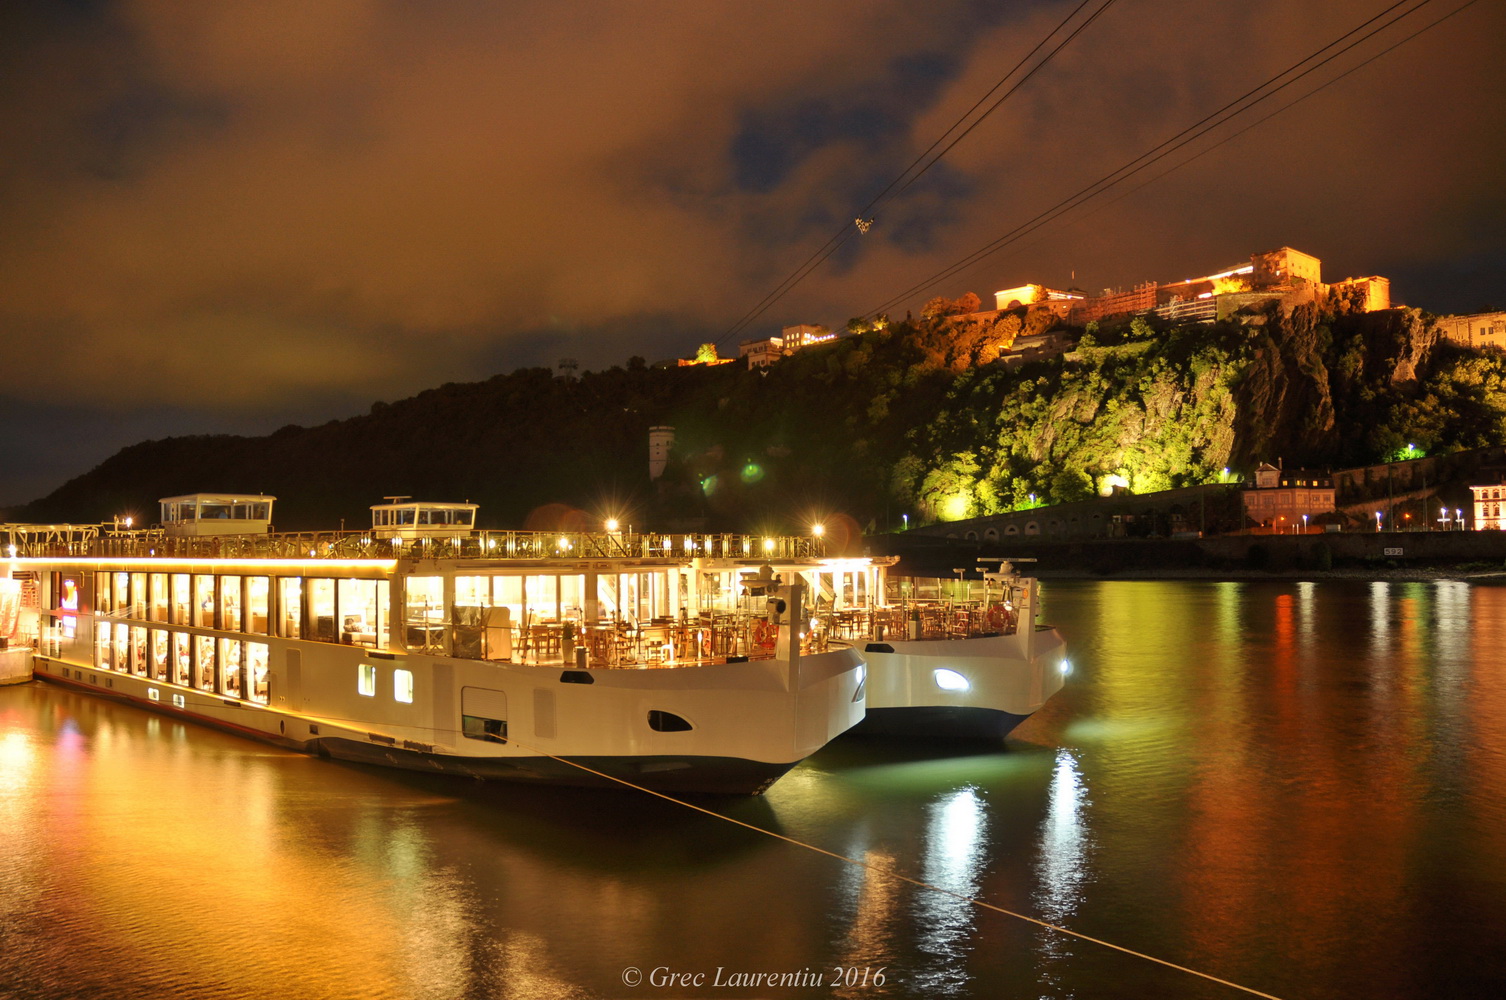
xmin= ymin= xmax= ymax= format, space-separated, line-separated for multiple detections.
xmin=852 ymin=627 xmax=1068 ymax=739
xmin=29 ymin=637 xmax=866 ymax=795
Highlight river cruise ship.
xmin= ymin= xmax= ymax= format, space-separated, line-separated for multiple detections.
xmin=2 ymin=495 xmax=867 ymax=794
xmin=3 ymin=496 xmax=1066 ymax=790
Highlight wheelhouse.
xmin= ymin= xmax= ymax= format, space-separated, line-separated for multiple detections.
xmin=370 ymin=499 xmax=477 ymax=540
xmin=160 ymin=493 xmax=275 ymax=537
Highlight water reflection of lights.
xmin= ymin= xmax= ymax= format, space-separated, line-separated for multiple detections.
xmin=1037 ymin=749 xmax=1089 ymax=923
xmin=0 ymin=730 xmax=37 ymax=797
xmin=915 ymin=787 xmax=988 ymax=985
xmin=1368 ymin=581 xmax=1391 ymax=657
xmin=1297 ymin=581 xmax=1315 ymax=642
xmin=1033 ymin=749 xmax=1090 ymax=990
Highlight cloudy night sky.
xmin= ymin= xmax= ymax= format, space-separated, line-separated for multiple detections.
xmin=2 ymin=0 xmax=1502 ymax=505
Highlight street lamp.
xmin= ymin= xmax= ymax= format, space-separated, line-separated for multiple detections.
xmin=902 ymin=513 xmax=909 ymax=530
xmin=1457 ymin=508 xmax=1465 ymax=531
xmin=1375 ymin=511 xmax=1382 ymax=532
xmin=1302 ymin=514 xmax=1308 ymax=534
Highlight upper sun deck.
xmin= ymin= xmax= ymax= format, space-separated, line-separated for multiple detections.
xmin=2 ymin=523 xmax=826 ymax=566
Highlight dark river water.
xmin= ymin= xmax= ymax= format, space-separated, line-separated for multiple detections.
xmin=2 ymin=580 xmax=1503 ymax=999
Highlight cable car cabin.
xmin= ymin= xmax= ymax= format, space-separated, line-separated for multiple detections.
xmin=159 ymin=494 xmax=275 ymax=537
xmin=370 ymin=500 xmax=477 ymax=540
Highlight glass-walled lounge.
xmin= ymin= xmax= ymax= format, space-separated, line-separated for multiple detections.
xmin=91 ymin=569 xmax=390 ymax=648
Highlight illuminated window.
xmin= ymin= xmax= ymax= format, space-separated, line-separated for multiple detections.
xmin=149 ymin=573 xmax=168 ymax=621
xmin=195 ymin=635 xmax=216 ymax=691
xmin=151 ymin=629 xmax=169 ymax=681
xmin=194 ymin=575 xmax=215 ymax=628
xmin=278 ymin=577 xmax=303 ymax=637
xmin=219 ymin=575 xmax=242 ymax=631
xmin=394 ymin=668 xmax=414 ymax=704
xmin=247 ymin=577 xmax=270 ymax=634
xmin=173 ymin=632 xmax=191 ymax=686
xmin=358 ymin=663 xmax=376 ymax=697
xmin=219 ymin=639 xmax=243 ymax=698
xmin=95 ymin=621 xmax=112 ymax=670
xmin=248 ymin=643 xmax=270 ymax=704
xmin=172 ymin=574 xmax=190 ymax=625
xmin=308 ymin=578 xmax=336 ymax=641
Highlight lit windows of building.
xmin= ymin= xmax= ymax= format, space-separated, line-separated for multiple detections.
xmin=1469 ymin=482 xmax=1506 ymax=530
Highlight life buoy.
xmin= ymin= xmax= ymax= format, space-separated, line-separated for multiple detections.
xmin=752 ymin=618 xmax=778 ymax=650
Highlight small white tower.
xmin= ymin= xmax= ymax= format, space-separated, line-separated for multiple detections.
xmin=649 ymin=426 xmax=675 ymax=480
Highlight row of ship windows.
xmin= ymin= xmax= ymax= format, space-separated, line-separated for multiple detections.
xmin=92 ymin=621 xmax=419 ymax=709
xmin=93 ymin=622 xmax=270 ymax=705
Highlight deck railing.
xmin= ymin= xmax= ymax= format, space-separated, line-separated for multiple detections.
xmin=4 ymin=527 xmax=825 ymax=563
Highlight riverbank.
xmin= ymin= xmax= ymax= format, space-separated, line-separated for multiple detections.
xmin=1032 ymin=565 xmax=1506 ymax=582
xmin=870 ymin=530 xmax=1506 ymax=582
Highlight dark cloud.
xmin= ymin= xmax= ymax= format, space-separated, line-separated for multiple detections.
xmin=1 ymin=0 xmax=1501 ymax=503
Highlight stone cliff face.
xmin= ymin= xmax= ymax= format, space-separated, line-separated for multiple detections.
xmin=1233 ymin=303 xmax=1339 ymax=469
xmin=1232 ymin=304 xmax=1439 ymax=471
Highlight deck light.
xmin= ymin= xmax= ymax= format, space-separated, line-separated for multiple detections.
xmin=604 ymin=518 xmax=619 ymax=533
xmin=811 ymin=523 xmax=825 ymax=538
xmin=934 ymin=668 xmax=970 ymax=692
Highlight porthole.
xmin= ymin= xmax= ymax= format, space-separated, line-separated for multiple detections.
xmin=648 ymin=710 xmax=693 ymax=732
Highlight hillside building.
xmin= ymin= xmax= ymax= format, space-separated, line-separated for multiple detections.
xmin=1010 ymin=246 xmax=1396 ymax=327
xmin=1241 ymin=462 xmax=1336 ymax=531
xmin=737 ymin=324 xmax=838 ymax=370
xmin=993 ymin=284 xmax=1084 ymax=318
xmin=1436 ymin=311 xmax=1506 ymax=352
